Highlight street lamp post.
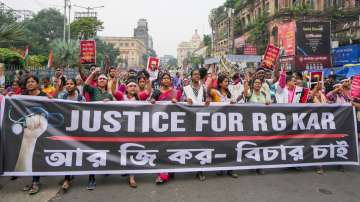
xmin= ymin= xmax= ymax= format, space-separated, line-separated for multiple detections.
xmin=63 ymin=0 xmax=67 ymax=41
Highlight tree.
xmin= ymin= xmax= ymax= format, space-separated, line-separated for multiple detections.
xmin=0 ymin=23 xmax=25 ymax=47
xmin=203 ymin=34 xmax=212 ymax=47
xmin=28 ymin=55 xmax=48 ymax=67
xmin=168 ymin=58 xmax=177 ymax=68
xmin=224 ymin=0 xmax=237 ymax=8
xmin=203 ymin=34 xmax=212 ymax=57
xmin=50 ymin=39 xmax=80 ymax=67
xmin=0 ymin=11 xmax=25 ymax=47
xmin=0 ymin=10 xmax=17 ymax=26
xmin=95 ymin=38 xmax=120 ymax=67
xmin=190 ymin=56 xmax=204 ymax=66
xmin=0 ymin=48 xmax=24 ymax=67
xmin=247 ymin=14 xmax=269 ymax=55
xmin=22 ymin=8 xmax=65 ymax=55
xmin=70 ymin=17 xmax=104 ymax=40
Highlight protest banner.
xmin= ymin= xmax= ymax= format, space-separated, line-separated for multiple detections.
xmin=278 ymin=21 xmax=296 ymax=56
xmin=262 ymin=44 xmax=280 ymax=70
xmin=351 ymin=75 xmax=360 ymax=99
xmin=80 ymin=40 xmax=96 ymax=64
xmin=244 ymin=45 xmax=257 ymax=55
xmin=295 ymin=21 xmax=331 ymax=71
xmin=147 ymin=57 xmax=160 ymax=71
xmin=0 ymin=96 xmax=358 ymax=176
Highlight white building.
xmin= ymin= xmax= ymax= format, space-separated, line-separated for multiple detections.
xmin=177 ymin=29 xmax=202 ymax=67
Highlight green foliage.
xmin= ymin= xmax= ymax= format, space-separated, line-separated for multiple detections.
xmin=0 ymin=10 xmax=25 ymax=47
xmin=0 ymin=10 xmax=17 ymax=26
xmin=28 ymin=55 xmax=48 ymax=67
xmin=224 ymin=0 xmax=237 ymax=8
xmin=70 ymin=18 xmax=104 ymax=40
xmin=234 ymin=18 xmax=244 ymax=37
xmin=203 ymin=34 xmax=211 ymax=47
xmin=0 ymin=23 xmax=25 ymax=46
xmin=22 ymin=8 xmax=65 ymax=55
xmin=0 ymin=48 xmax=24 ymax=66
xmin=234 ymin=0 xmax=246 ymax=11
xmin=291 ymin=2 xmax=310 ymax=15
xmin=50 ymin=39 xmax=80 ymax=68
xmin=247 ymin=14 xmax=269 ymax=55
xmin=190 ymin=56 xmax=204 ymax=66
xmin=168 ymin=58 xmax=178 ymax=68
xmin=203 ymin=34 xmax=212 ymax=57
xmin=95 ymin=38 xmax=120 ymax=67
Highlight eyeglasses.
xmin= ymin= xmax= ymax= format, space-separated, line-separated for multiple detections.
xmin=98 ymin=77 xmax=107 ymax=80
xmin=162 ymin=77 xmax=171 ymax=80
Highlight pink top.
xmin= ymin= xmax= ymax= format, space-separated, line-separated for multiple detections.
xmin=113 ymin=91 xmax=124 ymax=101
xmin=279 ymin=69 xmax=286 ymax=89
xmin=288 ymin=88 xmax=295 ymax=103
xmin=118 ymin=84 xmax=126 ymax=93
xmin=205 ymin=77 xmax=218 ymax=89
xmin=138 ymin=90 xmax=150 ymax=101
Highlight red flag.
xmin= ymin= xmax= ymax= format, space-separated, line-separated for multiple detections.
xmin=47 ymin=49 xmax=53 ymax=68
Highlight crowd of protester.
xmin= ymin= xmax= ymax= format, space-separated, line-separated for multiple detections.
xmin=1 ymin=63 xmax=358 ymax=195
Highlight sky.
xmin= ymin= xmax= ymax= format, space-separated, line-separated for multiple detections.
xmin=4 ymin=0 xmax=225 ymax=57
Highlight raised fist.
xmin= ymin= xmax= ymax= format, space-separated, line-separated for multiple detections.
xmin=23 ymin=114 xmax=48 ymax=140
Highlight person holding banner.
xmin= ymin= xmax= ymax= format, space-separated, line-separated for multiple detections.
xmin=243 ymin=78 xmax=271 ymax=105
xmin=107 ymin=67 xmax=119 ymax=96
xmin=209 ymin=74 xmax=234 ymax=103
xmin=254 ymin=66 xmax=280 ymax=103
xmin=275 ymin=69 xmax=307 ymax=104
xmin=150 ymin=72 xmax=182 ymax=104
xmin=19 ymin=75 xmax=48 ymax=195
xmin=182 ymin=68 xmax=210 ymax=181
xmin=209 ymin=74 xmax=238 ymax=178
xmin=309 ymin=81 xmax=327 ymax=104
xmin=150 ymin=72 xmax=181 ymax=184
xmin=75 ymin=75 xmax=84 ymax=96
xmin=83 ymin=68 xmax=114 ymax=190
xmin=78 ymin=65 xmax=99 ymax=102
xmin=324 ymin=75 xmax=336 ymax=94
xmin=57 ymin=78 xmax=85 ymax=191
xmin=137 ymin=69 xmax=152 ymax=101
xmin=326 ymin=82 xmax=351 ymax=104
xmin=116 ymin=77 xmax=139 ymax=188
xmin=308 ymin=80 xmax=328 ymax=175
xmin=243 ymin=77 xmax=269 ymax=175
xmin=228 ymin=72 xmax=244 ymax=103
xmin=84 ymin=68 xmax=114 ymax=102
xmin=3 ymin=80 xmax=22 ymax=96
xmin=182 ymin=68 xmax=209 ymax=105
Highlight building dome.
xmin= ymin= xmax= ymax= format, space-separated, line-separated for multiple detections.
xmin=191 ymin=29 xmax=201 ymax=47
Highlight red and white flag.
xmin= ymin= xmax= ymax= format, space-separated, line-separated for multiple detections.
xmin=47 ymin=49 xmax=53 ymax=68
xmin=22 ymin=47 xmax=29 ymax=66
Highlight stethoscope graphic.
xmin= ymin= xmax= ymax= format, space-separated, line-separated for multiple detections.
xmin=8 ymin=106 xmax=64 ymax=135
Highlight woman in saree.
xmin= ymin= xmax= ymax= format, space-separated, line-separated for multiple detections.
xmin=150 ymin=72 xmax=182 ymax=184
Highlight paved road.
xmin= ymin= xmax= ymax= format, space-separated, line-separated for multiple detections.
xmin=0 ymin=166 xmax=359 ymax=202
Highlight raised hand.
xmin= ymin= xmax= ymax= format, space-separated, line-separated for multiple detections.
xmin=15 ymin=114 xmax=48 ymax=172
xmin=23 ymin=114 xmax=48 ymax=141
